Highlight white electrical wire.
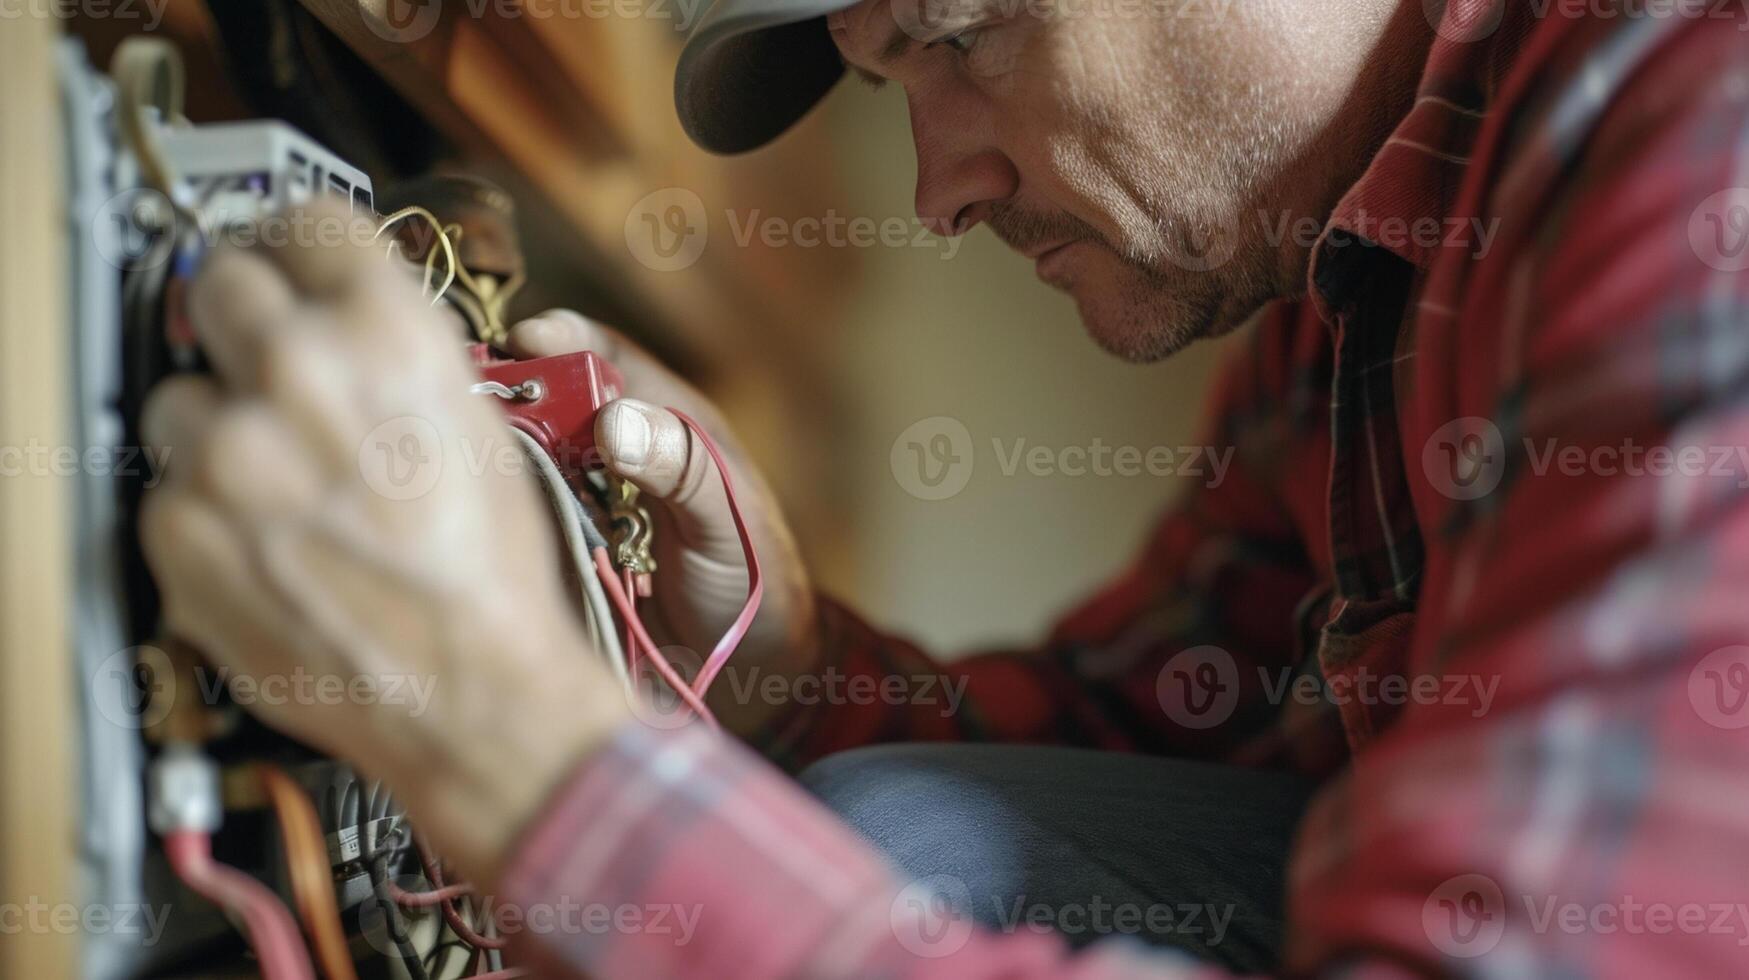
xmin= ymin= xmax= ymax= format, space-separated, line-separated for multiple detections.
xmin=507 ymin=427 xmax=631 ymax=692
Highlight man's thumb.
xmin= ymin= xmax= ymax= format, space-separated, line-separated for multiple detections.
xmin=595 ymin=399 xmax=731 ymax=543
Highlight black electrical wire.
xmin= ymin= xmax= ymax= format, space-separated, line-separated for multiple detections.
xmin=363 ymin=820 xmax=429 ymax=980
xmin=423 ymin=937 xmax=470 ymax=976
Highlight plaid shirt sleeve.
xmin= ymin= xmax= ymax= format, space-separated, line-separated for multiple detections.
xmin=753 ymin=308 xmax=1335 ymax=772
xmin=490 ymin=9 xmax=1749 ymax=980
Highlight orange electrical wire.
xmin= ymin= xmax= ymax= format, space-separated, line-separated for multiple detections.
xmin=260 ymin=765 xmax=360 ymax=980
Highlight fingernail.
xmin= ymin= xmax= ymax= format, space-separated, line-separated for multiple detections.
xmin=518 ymin=317 xmax=557 ymax=347
xmin=610 ymin=402 xmax=654 ymax=469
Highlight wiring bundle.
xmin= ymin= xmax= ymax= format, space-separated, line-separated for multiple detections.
xmin=108 ymin=35 xmax=763 ymax=980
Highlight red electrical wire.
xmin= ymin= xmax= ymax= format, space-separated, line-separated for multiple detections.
xmin=415 ymin=834 xmax=508 ymax=951
xmin=589 ymin=411 xmax=764 ymax=729
xmin=360 ymin=405 xmax=764 ymax=978
xmin=389 ymin=879 xmax=475 ymax=908
xmin=593 ymin=547 xmax=717 ymax=728
xmin=622 ymin=565 xmax=639 ymax=681
xmin=163 ymin=830 xmax=316 ymax=980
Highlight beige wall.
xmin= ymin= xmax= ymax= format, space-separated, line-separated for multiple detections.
xmin=806 ymin=84 xmax=1242 ymax=656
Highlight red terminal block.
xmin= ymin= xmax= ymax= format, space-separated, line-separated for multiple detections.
xmin=469 ymin=343 xmax=624 ymax=474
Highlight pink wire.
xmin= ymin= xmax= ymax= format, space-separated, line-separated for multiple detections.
xmin=668 ymin=410 xmax=764 ymax=698
xmin=622 ymin=566 xmax=638 ymax=679
xmin=414 ymin=833 xmax=508 ymax=951
xmin=163 ymin=830 xmax=315 ymax=980
xmin=592 ymin=547 xmax=719 ymax=729
xmin=589 ymin=411 xmax=762 ymax=727
xmin=389 ymin=879 xmax=475 ymax=907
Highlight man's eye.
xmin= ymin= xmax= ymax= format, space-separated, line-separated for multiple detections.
xmin=939 ymin=29 xmax=981 ymax=54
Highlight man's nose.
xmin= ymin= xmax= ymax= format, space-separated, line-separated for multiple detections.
xmin=909 ymin=101 xmax=1017 ymax=238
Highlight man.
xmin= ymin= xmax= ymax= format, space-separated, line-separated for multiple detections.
xmin=140 ymin=0 xmax=1749 ymax=975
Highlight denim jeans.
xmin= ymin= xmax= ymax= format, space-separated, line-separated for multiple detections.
xmin=799 ymin=743 xmax=1317 ymax=971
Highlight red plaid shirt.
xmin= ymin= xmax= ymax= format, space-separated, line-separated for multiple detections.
xmin=499 ymin=3 xmax=1749 ymax=976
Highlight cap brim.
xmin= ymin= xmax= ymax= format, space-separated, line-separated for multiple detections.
xmin=675 ymin=0 xmax=854 ymax=154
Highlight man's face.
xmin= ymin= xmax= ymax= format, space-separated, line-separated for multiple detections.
xmin=830 ymin=0 xmax=1401 ymax=361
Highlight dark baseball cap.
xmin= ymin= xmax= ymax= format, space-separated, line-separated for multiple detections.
xmin=675 ymin=0 xmax=863 ymax=154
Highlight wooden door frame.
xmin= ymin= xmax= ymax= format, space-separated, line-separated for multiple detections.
xmin=0 ymin=12 xmax=79 ymax=979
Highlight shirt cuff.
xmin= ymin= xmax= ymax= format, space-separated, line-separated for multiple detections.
xmin=495 ymin=721 xmax=901 ymax=979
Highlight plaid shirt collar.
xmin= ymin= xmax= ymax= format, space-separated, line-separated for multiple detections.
xmin=1308 ymin=2 xmax=1542 ymax=320
xmin=1298 ymin=2 xmax=1561 ymax=605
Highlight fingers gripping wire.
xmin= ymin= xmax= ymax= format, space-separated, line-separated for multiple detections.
xmin=670 ymin=409 xmax=764 ymax=697
xmin=582 ymin=411 xmax=764 ymax=728
xmin=500 ymin=401 xmax=763 ymax=729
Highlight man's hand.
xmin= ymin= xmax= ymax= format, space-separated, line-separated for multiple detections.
xmin=508 ymin=311 xmax=821 ymax=735
xmin=139 ymin=202 xmax=627 ymax=883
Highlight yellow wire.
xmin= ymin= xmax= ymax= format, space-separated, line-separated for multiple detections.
xmin=374 ymin=206 xmax=458 ymax=306
xmin=436 ymin=224 xmax=518 ymax=346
